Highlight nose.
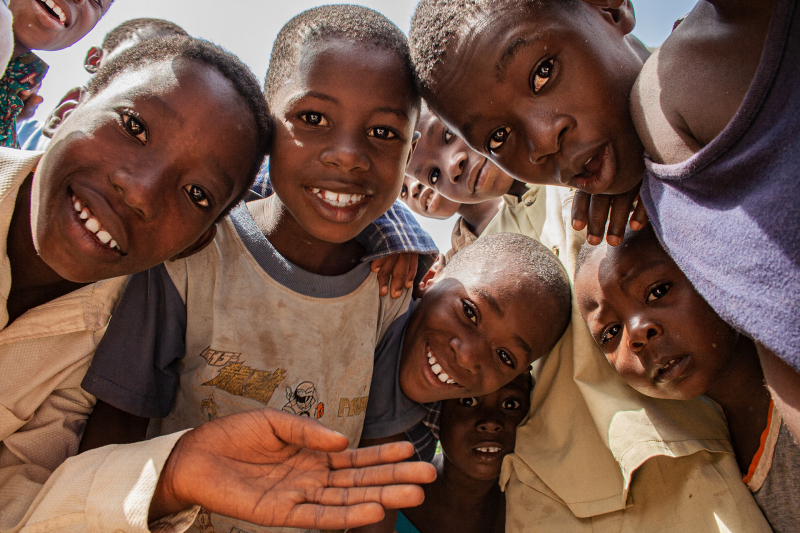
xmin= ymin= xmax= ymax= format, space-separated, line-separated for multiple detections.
xmin=446 ymin=142 xmax=469 ymax=184
xmin=450 ymin=335 xmax=484 ymax=374
xmin=109 ymin=165 xmax=162 ymax=221
xmin=320 ymin=131 xmax=370 ymax=172
xmin=410 ymin=180 xmax=424 ymax=199
xmin=525 ymin=113 xmax=573 ymax=165
xmin=476 ymin=415 xmax=503 ymax=433
xmin=626 ymin=316 xmax=663 ymax=352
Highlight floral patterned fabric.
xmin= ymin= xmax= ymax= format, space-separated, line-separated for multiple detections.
xmin=0 ymin=52 xmax=48 ymax=148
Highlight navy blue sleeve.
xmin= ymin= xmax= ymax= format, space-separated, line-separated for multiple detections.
xmin=82 ymin=264 xmax=187 ymax=419
xmin=362 ymin=307 xmax=428 ymax=440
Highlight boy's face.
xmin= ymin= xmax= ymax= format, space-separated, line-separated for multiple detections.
xmin=400 ymin=174 xmax=460 ymax=220
xmin=11 ymin=0 xmax=110 ymax=52
xmin=32 ymin=59 xmax=258 ymax=283
xmin=268 ymin=39 xmax=419 ymax=244
xmin=439 ymin=373 xmax=530 ymax=481
xmin=400 ymin=259 xmax=553 ymax=403
xmin=407 ymin=108 xmax=516 ymax=204
xmin=425 ymin=2 xmax=645 ymax=195
xmin=575 ymin=236 xmax=739 ymax=401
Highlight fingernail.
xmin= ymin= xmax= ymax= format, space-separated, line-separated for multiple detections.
xmin=588 ymin=235 xmax=601 ymax=245
xmin=380 ymin=287 xmax=388 ymax=296
xmin=629 ymin=220 xmax=642 ymax=231
xmin=607 ymin=235 xmax=620 ymax=246
xmin=405 ymin=280 xmax=413 ymax=288
xmin=573 ymin=220 xmax=585 ymax=230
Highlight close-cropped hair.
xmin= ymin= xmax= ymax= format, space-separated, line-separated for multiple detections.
xmin=264 ymin=4 xmax=418 ymax=109
xmin=88 ymin=36 xmax=272 ymax=212
xmin=409 ymin=0 xmax=578 ymax=96
xmin=101 ymin=18 xmax=188 ymax=53
xmin=445 ymin=232 xmax=572 ymax=340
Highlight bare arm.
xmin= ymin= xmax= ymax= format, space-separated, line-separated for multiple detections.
xmin=79 ymin=399 xmax=149 ymax=452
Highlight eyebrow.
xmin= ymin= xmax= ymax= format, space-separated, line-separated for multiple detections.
xmin=477 ymin=288 xmax=504 ymax=317
xmin=288 ymin=92 xmax=409 ymax=120
xmin=495 ymin=36 xmax=541 ymax=82
xmin=141 ymin=95 xmax=183 ymax=124
xmin=512 ymin=334 xmax=534 ymax=363
xmin=207 ymin=159 xmax=237 ymax=204
xmin=619 ymin=258 xmax=668 ymax=293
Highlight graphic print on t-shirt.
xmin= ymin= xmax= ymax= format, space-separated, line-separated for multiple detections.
xmin=282 ymin=380 xmax=324 ymax=419
xmin=199 ymin=346 xmax=287 ymax=406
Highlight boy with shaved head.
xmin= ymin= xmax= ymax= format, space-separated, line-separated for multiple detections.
xmin=406 ymin=2 xmax=771 ymax=531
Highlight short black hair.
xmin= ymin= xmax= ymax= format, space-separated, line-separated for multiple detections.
xmin=101 ymin=18 xmax=188 ymax=54
xmin=88 ymin=36 xmax=271 ymax=213
xmin=409 ymin=0 xmax=578 ymax=97
xmin=264 ymin=4 xmax=418 ymax=109
xmin=575 ymin=225 xmax=661 ymax=280
xmin=445 ymin=232 xmax=572 ymax=347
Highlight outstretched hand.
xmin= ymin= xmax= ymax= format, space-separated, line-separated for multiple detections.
xmin=371 ymin=252 xmax=418 ymax=298
xmin=571 ymin=185 xmax=648 ymax=246
xmin=150 ymin=408 xmax=436 ymax=530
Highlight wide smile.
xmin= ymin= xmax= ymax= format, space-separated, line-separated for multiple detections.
xmin=651 ymin=354 xmax=690 ymax=385
xmin=33 ymin=0 xmax=68 ymax=27
xmin=418 ymin=186 xmax=440 ymax=213
xmin=305 ymin=186 xmax=371 ymax=224
xmin=568 ymin=144 xmax=617 ymax=195
xmin=69 ymin=189 xmax=124 ymax=254
xmin=424 ymin=343 xmax=465 ymax=392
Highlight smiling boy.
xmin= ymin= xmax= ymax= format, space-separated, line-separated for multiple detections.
xmin=0 ymin=0 xmax=113 ymax=147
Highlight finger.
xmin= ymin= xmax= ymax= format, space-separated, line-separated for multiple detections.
xmin=327 ymin=461 xmax=437 ymax=488
xmin=311 ymin=484 xmax=425 ymax=509
xmin=371 ymin=256 xmax=395 ymax=297
xmin=330 ymin=441 xmax=416 ymax=469
xmin=284 ymin=502 xmax=386 ymax=530
xmin=389 ymin=254 xmax=411 ymax=298
xmin=405 ymin=254 xmax=418 ymax=288
xmin=586 ymin=195 xmax=612 ymax=245
xmin=629 ymin=198 xmax=649 ymax=231
xmin=261 ymin=409 xmax=350 ymax=453
xmin=571 ymin=190 xmax=591 ymax=231
xmin=605 ymin=194 xmax=634 ymax=246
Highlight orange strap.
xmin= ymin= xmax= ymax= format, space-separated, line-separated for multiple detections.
xmin=743 ymin=400 xmax=774 ymax=484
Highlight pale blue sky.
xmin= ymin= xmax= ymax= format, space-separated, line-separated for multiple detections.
xmin=33 ymin=0 xmax=698 ymax=252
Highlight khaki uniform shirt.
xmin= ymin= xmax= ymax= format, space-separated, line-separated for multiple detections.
xmin=481 ymin=185 xmax=771 ymax=532
xmin=0 ymin=148 xmax=197 ymax=532
xmin=444 ymin=216 xmax=479 ymax=263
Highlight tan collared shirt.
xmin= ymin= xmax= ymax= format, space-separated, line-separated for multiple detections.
xmin=0 ymin=148 xmax=196 ymax=532
xmin=481 ymin=185 xmax=771 ymax=531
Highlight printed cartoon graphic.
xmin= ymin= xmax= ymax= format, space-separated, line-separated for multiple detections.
xmin=202 ymin=358 xmax=287 ymax=406
xmin=282 ymin=381 xmax=323 ymax=418
xmin=194 ymin=507 xmax=214 ymax=532
xmin=200 ymin=397 xmax=219 ymax=421
xmin=199 ymin=346 xmax=242 ymax=367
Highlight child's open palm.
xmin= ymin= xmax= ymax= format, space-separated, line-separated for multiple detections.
xmin=150 ymin=408 xmax=435 ymax=530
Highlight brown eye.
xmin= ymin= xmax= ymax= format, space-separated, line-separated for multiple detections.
xmin=646 ymin=283 xmax=672 ymax=303
xmin=488 ymin=127 xmax=510 ymax=152
xmin=184 ymin=184 xmax=210 ymax=208
xmin=369 ymin=126 xmax=397 ymax=139
xmin=502 ymin=398 xmax=522 ymax=410
xmin=532 ymin=59 xmax=554 ymax=94
xmin=459 ymin=397 xmax=479 ymax=407
xmin=301 ymin=112 xmax=327 ymax=126
xmin=400 ymin=184 xmax=408 ymax=199
xmin=443 ymin=129 xmax=454 ymax=143
xmin=429 ymin=168 xmax=440 ymax=185
xmin=601 ymin=324 xmax=621 ymax=344
xmin=121 ymin=112 xmax=147 ymax=143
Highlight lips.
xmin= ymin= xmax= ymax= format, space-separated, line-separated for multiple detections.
xmin=466 ymin=157 xmax=490 ymax=195
xmin=418 ymin=186 xmax=440 ymax=213
xmin=651 ymin=354 xmax=690 ymax=384
xmin=304 ymin=185 xmax=371 ymax=224
xmin=471 ymin=441 xmax=505 ymax=462
xmin=68 ymin=188 xmax=125 ymax=254
xmin=424 ymin=343 xmax=463 ymax=390
xmin=33 ymin=0 xmax=68 ymax=27
xmin=568 ymin=144 xmax=618 ymax=195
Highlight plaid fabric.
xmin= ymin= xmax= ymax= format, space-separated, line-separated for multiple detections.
xmin=404 ymin=401 xmax=441 ymax=462
xmin=0 ymin=53 xmax=48 ymax=148
xmin=250 ymin=165 xmax=439 ymax=271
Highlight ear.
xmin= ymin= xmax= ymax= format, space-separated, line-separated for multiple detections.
xmin=84 ymin=46 xmax=103 ymax=74
xmin=591 ymin=0 xmax=636 ymax=35
xmin=415 ymin=253 xmax=446 ymax=297
xmin=170 ymin=225 xmax=218 ymax=261
xmin=406 ymin=131 xmax=421 ymax=168
xmin=42 ymin=86 xmax=85 ymax=139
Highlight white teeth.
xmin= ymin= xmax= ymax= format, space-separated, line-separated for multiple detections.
xmin=85 ymin=217 xmax=100 ymax=233
xmin=585 ymin=158 xmax=592 ymax=166
xmin=446 ymin=379 xmax=455 ymax=384
xmin=79 ymin=208 xmax=89 ymax=220
xmin=431 ymin=363 xmax=442 ymax=374
xmin=476 ymin=447 xmax=501 ymax=453
xmin=427 ymin=348 xmax=458 ymax=385
xmin=74 ymin=200 xmax=82 ymax=212
xmin=438 ymin=372 xmax=449 ymax=383
xmin=314 ymin=188 xmax=365 ymax=207
xmin=96 ymin=230 xmax=112 ymax=244
xmin=109 ymin=240 xmax=118 ymax=249
xmin=41 ymin=0 xmax=66 ymax=24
